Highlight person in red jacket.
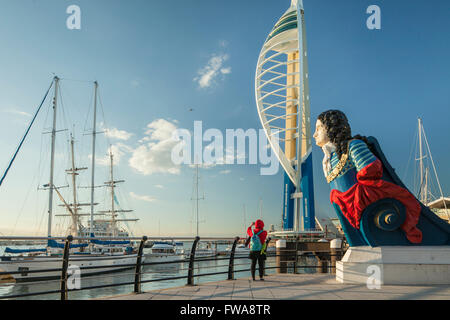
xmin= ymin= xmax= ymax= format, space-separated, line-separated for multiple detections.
xmin=247 ymin=219 xmax=267 ymax=281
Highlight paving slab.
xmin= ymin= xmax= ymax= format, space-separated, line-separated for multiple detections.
xmin=96 ymin=273 xmax=450 ymax=300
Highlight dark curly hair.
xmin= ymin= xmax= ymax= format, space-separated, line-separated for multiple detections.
xmin=317 ymin=109 xmax=369 ymax=159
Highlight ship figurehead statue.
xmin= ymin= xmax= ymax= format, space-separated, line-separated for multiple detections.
xmin=255 ymin=0 xmax=450 ymax=284
xmin=314 ymin=109 xmax=450 ymax=248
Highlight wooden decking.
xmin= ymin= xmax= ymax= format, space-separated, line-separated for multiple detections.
xmin=96 ymin=273 xmax=450 ymax=300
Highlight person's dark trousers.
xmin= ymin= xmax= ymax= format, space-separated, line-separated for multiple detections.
xmin=249 ymin=251 xmax=265 ymax=280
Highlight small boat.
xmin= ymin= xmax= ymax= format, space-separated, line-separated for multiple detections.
xmin=144 ymin=241 xmax=185 ymax=263
xmin=225 ymin=243 xmax=249 ymax=256
xmin=184 ymin=242 xmax=217 ymax=259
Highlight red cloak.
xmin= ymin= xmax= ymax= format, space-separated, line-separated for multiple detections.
xmin=330 ymin=159 xmax=422 ymax=243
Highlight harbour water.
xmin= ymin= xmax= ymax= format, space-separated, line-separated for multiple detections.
xmin=0 ymin=242 xmax=319 ymax=300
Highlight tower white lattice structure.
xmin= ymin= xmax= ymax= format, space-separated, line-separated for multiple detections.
xmin=255 ymin=0 xmax=315 ymax=232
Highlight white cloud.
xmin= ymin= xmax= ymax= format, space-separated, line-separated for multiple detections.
xmin=89 ymin=143 xmax=129 ymax=166
xmin=105 ymin=127 xmax=133 ymax=141
xmin=87 ymin=120 xmax=182 ymax=175
xmin=144 ymin=119 xmax=177 ymax=141
xmin=3 ymin=108 xmax=31 ymax=117
xmin=129 ymin=119 xmax=181 ymax=175
xmin=154 ymin=184 xmax=164 ymax=189
xmin=131 ymin=79 xmax=140 ymax=87
xmin=194 ymin=53 xmax=231 ymax=88
xmin=219 ymin=169 xmax=231 ymax=174
xmin=129 ymin=191 xmax=156 ymax=202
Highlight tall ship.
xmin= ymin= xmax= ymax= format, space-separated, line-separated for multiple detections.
xmin=0 ymin=77 xmax=142 ymax=282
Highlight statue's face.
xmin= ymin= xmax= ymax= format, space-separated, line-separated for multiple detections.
xmin=313 ymin=119 xmax=330 ymax=147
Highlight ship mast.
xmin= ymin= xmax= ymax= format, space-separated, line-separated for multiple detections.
xmin=47 ymin=76 xmax=59 ymax=238
xmin=55 ymin=130 xmax=97 ymax=237
xmin=65 ymin=134 xmax=87 ymax=236
xmin=70 ymin=135 xmax=78 ymax=233
xmin=243 ymin=204 xmax=246 ymax=233
xmin=416 ymin=118 xmax=449 ymax=216
xmin=89 ymin=81 xmax=98 ymax=235
xmin=191 ymin=163 xmax=204 ymax=237
xmin=196 ymin=164 xmax=199 ymax=237
xmin=99 ymin=149 xmax=134 ymax=236
xmin=109 ymin=150 xmax=117 ymax=236
xmin=418 ymin=118 xmax=425 ymax=203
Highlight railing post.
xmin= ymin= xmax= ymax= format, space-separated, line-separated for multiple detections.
xmin=187 ymin=236 xmax=200 ymax=286
xmin=264 ymin=237 xmax=271 ymax=276
xmin=134 ymin=236 xmax=147 ymax=294
xmin=227 ymin=237 xmax=240 ymax=280
xmin=60 ymin=235 xmax=73 ymax=301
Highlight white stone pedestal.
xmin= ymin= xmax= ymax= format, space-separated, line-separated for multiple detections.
xmin=336 ymin=246 xmax=450 ymax=285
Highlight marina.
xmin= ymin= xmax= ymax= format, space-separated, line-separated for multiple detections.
xmin=0 ymin=236 xmax=334 ymax=300
xmin=0 ymin=0 xmax=449 ymax=305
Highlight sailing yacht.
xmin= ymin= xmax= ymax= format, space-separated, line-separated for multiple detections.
xmin=412 ymin=118 xmax=450 ymax=222
xmin=0 ymin=77 xmax=143 ymax=282
xmin=184 ymin=163 xmax=216 ymax=259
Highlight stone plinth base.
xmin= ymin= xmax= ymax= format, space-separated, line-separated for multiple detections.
xmin=336 ymin=246 xmax=450 ymax=285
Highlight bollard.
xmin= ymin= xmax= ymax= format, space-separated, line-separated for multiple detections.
xmin=60 ymin=235 xmax=73 ymax=301
xmin=227 ymin=237 xmax=240 ymax=280
xmin=330 ymin=238 xmax=343 ymax=274
xmin=134 ymin=236 xmax=147 ymax=293
xmin=187 ymin=236 xmax=200 ymax=286
xmin=275 ymin=239 xmax=287 ymax=273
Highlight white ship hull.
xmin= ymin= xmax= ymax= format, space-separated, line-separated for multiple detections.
xmin=0 ymin=254 xmax=140 ymax=283
xmin=143 ymin=242 xmax=185 ymax=264
xmin=144 ymin=253 xmax=185 ymax=263
xmin=185 ymin=248 xmax=217 ymax=259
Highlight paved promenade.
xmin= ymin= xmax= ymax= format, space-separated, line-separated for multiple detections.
xmin=97 ymin=273 xmax=450 ymax=300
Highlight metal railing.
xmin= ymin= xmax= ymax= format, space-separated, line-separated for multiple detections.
xmin=0 ymin=235 xmax=340 ymax=300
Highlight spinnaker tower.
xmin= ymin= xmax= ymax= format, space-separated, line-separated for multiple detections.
xmin=255 ymin=0 xmax=316 ymax=233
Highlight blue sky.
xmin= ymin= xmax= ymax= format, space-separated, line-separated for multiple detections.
xmin=0 ymin=0 xmax=448 ymax=237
